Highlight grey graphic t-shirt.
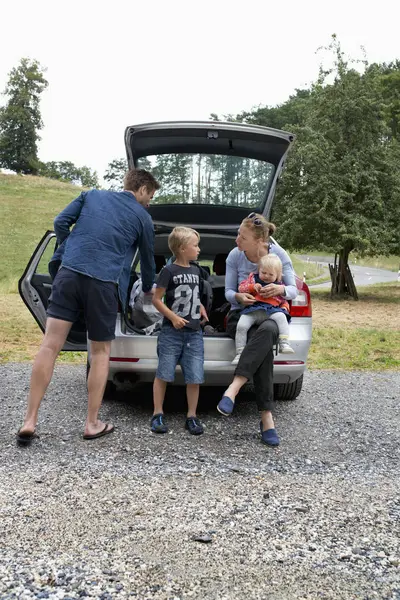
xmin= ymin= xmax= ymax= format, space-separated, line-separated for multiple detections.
xmin=157 ymin=263 xmax=203 ymax=330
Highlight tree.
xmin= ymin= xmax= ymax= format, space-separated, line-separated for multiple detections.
xmin=103 ymin=157 xmax=153 ymax=190
xmin=103 ymin=158 xmax=128 ymax=190
xmin=367 ymin=60 xmax=400 ymax=141
xmin=78 ymin=165 xmax=99 ymax=188
xmin=152 ymin=154 xmax=192 ymax=203
xmin=0 ymin=58 xmax=48 ymax=174
xmin=249 ymin=36 xmax=400 ymax=298
xmin=237 ymin=88 xmax=311 ymax=130
xmin=39 ymin=160 xmax=99 ymax=187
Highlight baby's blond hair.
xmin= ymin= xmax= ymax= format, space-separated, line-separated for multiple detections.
xmin=258 ymin=254 xmax=283 ymax=281
xmin=168 ymin=226 xmax=200 ymax=257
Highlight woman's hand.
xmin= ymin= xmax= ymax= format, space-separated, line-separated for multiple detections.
xmin=258 ymin=284 xmax=285 ymax=298
xmin=235 ymin=292 xmax=256 ymax=306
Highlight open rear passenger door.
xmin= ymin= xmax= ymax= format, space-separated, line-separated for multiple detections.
xmin=18 ymin=231 xmax=87 ymax=351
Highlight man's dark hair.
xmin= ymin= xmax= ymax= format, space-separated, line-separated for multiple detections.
xmin=123 ymin=168 xmax=160 ymax=193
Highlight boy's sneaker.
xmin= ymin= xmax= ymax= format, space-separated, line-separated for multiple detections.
xmin=185 ymin=417 xmax=204 ymax=436
xmin=279 ymin=340 xmax=295 ymax=354
xmin=150 ymin=413 xmax=169 ymax=434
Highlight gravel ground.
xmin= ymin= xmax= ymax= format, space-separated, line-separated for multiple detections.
xmin=1 ymin=364 xmax=399 ymax=600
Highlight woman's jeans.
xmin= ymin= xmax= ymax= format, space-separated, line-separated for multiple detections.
xmin=226 ymin=310 xmax=278 ymax=412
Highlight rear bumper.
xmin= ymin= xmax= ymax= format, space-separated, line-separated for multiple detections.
xmin=99 ymin=315 xmax=312 ymax=386
xmin=108 ymin=357 xmax=307 ymax=385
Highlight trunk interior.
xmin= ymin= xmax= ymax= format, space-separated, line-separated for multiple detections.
xmin=126 ymin=232 xmax=237 ymax=334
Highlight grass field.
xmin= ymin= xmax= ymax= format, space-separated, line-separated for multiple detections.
xmin=295 ymin=249 xmax=400 ymax=272
xmin=290 ymin=255 xmax=329 ymax=284
xmin=309 ymin=283 xmax=400 ymax=369
xmin=0 ymin=174 xmax=81 ymax=293
xmin=1 ymin=173 xmax=399 ymax=370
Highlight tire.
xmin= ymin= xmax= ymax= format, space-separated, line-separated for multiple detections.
xmin=274 ymin=374 xmax=303 ymax=401
xmin=86 ymin=359 xmax=116 ymax=399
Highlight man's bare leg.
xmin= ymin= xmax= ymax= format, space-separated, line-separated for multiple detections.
xmin=84 ymin=340 xmax=113 ymax=437
xmin=20 ymin=317 xmax=73 ymax=434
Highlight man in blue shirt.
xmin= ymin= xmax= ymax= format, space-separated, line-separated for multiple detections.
xmin=17 ymin=169 xmax=159 ymax=445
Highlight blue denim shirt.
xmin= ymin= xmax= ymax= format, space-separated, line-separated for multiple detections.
xmin=53 ymin=189 xmax=155 ymax=308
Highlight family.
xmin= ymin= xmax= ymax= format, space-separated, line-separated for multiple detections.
xmin=16 ymin=168 xmax=297 ymax=449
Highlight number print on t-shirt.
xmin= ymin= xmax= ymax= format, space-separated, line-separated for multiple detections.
xmin=171 ymin=284 xmax=201 ymax=319
xmin=157 ymin=263 xmax=203 ymax=330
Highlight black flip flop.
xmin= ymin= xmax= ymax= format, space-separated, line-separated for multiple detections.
xmin=83 ymin=424 xmax=115 ymax=440
xmin=16 ymin=429 xmax=38 ymax=447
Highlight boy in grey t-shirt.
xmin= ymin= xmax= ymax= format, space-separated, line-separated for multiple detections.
xmin=151 ymin=227 xmax=208 ymax=435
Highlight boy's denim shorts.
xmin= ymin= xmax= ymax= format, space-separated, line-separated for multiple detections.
xmin=156 ymin=326 xmax=204 ymax=384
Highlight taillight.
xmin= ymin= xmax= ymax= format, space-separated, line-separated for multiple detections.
xmin=290 ymin=278 xmax=312 ymax=317
xmin=110 ymin=357 xmax=139 ymax=362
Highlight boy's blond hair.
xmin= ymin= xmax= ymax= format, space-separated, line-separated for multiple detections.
xmin=168 ymin=226 xmax=200 ymax=257
xmin=258 ymin=254 xmax=283 ymax=281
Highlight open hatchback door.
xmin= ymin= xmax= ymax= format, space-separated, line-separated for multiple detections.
xmin=18 ymin=231 xmax=87 ymax=351
xmin=125 ymin=121 xmax=295 ymax=230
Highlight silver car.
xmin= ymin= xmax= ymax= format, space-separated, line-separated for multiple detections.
xmin=19 ymin=121 xmax=312 ymax=401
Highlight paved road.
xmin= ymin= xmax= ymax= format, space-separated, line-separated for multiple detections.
xmin=296 ymin=255 xmax=399 ymax=288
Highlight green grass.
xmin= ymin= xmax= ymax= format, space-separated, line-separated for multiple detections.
xmin=0 ymin=292 xmax=86 ymax=364
xmin=309 ymin=328 xmax=400 ymax=370
xmin=350 ymin=255 xmax=400 ymax=272
xmin=308 ymin=282 xmax=400 ymax=370
xmin=310 ymin=280 xmax=400 ymax=303
xmin=0 ymin=174 xmax=82 ymax=293
xmin=294 ymin=249 xmax=400 ymax=272
xmin=290 ymin=255 xmax=330 ymax=285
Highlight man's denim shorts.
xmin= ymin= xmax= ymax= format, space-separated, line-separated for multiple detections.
xmin=156 ymin=326 xmax=204 ymax=384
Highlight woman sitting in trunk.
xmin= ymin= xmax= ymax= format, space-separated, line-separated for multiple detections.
xmin=217 ymin=213 xmax=297 ymax=447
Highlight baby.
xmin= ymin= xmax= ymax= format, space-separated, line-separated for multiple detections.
xmin=232 ymin=254 xmax=294 ymax=364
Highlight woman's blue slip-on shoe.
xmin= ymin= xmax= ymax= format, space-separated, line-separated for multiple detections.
xmin=260 ymin=423 xmax=280 ymax=447
xmin=217 ymin=395 xmax=235 ymax=416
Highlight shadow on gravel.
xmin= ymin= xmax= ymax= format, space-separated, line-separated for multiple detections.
xmin=105 ymin=382 xmax=254 ymax=416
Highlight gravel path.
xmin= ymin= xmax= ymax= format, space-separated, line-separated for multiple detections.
xmin=1 ymin=364 xmax=399 ymax=599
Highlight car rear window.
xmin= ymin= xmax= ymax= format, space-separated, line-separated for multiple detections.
xmin=137 ymin=153 xmax=274 ymax=209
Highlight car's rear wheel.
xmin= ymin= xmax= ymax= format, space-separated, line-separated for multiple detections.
xmin=274 ymin=374 xmax=303 ymax=401
xmin=86 ymin=359 xmax=116 ymax=399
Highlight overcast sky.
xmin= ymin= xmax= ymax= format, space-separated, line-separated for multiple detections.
xmin=1 ymin=0 xmax=399 ymax=180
